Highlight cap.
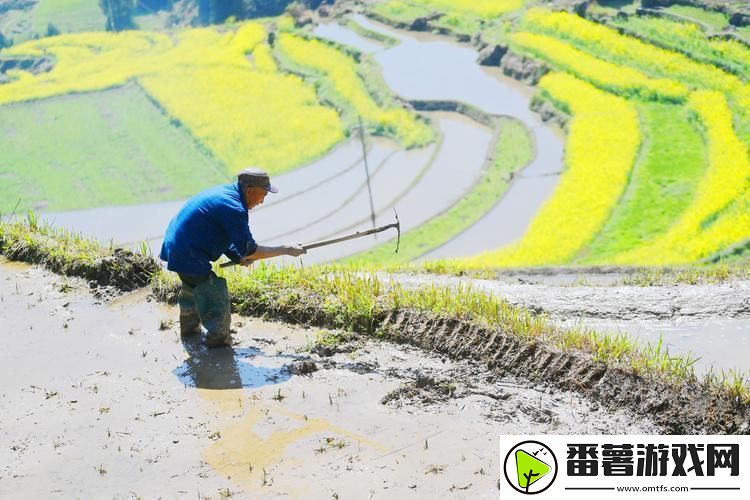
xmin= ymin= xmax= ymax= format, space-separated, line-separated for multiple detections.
xmin=237 ymin=167 xmax=278 ymax=193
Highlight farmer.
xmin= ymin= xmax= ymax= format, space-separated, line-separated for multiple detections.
xmin=160 ymin=168 xmax=305 ymax=348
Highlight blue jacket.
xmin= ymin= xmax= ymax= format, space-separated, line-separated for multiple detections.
xmin=160 ymin=182 xmax=258 ymax=275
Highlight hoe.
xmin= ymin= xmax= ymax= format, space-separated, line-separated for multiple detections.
xmin=219 ymin=209 xmax=401 ymax=268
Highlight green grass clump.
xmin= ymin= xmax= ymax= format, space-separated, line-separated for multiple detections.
xmin=663 ymin=4 xmax=729 ymax=32
xmin=580 ymin=103 xmax=706 ymax=263
xmin=306 ymin=330 xmax=358 ymax=353
xmin=0 ymin=84 xmax=227 ymax=213
xmin=620 ymin=264 xmax=749 ymax=286
xmin=348 ymin=117 xmax=533 ymax=264
xmin=0 ymin=216 xmax=159 ymax=289
xmin=345 ymin=19 xmax=399 ymax=47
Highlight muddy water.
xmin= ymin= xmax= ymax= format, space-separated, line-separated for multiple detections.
xmin=573 ymin=318 xmax=750 ymax=375
xmin=0 ymin=263 xmax=657 ymax=497
xmin=316 ymin=16 xmax=565 ymax=259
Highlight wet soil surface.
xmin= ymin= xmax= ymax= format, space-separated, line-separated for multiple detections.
xmin=0 ymin=263 xmax=656 ymax=498
xmin=387 ymin=273 xmax=750 ymax=375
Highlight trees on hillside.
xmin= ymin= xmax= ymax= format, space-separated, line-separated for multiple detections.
xmin=99 ymin=0 xmax=136 ymax=32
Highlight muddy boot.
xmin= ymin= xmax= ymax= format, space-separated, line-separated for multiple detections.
xmin=178 ymin=283 xmax=203 ymax=338
xmin=193 ymin=273 xmax=232 ymax=348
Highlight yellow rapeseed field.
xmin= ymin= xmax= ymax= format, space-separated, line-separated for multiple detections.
xmin=252 ymin=43 xmax=278 ymax=72
xmin=0 ymin=23 xmax=345 ymax=174
xmin=460 ymin=73 xmax=640 ymax=268
xmin=613 ymin=15 xmax=750 ymax=77
xmin=509 ymin=32 xmax=688 ymax=102
xmin=276 ymin=33 xmax=432 ymax=147
xmin=520 ymin=8 xmax=750 ymax=115
xmin=613 ymin=91 xmax=750 ymax=264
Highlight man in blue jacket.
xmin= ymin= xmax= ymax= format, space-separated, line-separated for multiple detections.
xmin=160 ymin=168 xmax=305 ymax=348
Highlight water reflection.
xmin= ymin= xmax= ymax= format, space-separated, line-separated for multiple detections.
xmin=174 ymin=339 xmax=291 ymax=390
xmin=568 ymin=318 xmax=750 ymax=375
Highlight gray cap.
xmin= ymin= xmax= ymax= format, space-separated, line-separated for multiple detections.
xmin=237 ymin=167 xmax=278 ymax=193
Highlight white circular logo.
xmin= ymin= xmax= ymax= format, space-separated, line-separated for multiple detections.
xmin=503 ymin=440 xmax=558 ymax=495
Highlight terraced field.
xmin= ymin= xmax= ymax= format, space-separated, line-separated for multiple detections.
xmin=2 ymin=4 xmax=750 ymax=497
xmin=368 ymin=1 xmax=750 ymax=269
xmin=2 ymin=0 xmax=750 ymax=268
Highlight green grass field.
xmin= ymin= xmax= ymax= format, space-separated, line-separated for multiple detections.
xmin=579 ymin=103 xmax=706 ymax=263
xmin=32 ymin=0 xmax=106 ymax=35
xmin=370 ymin=1 xmax=433 ymax=25
xmin=0 ymin=84 xmax=228 ymax=213
xmin=663 ymin=4 xmax=729 ymax=32
xmin=0 ymin=0 xmax=106 ymax=44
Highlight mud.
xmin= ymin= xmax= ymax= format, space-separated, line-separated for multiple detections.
xmin=498 ymin=51 xmax=550 ymax=86
xmin=0 ymin=262 xmax=659 ymax=497
xmin=151 ymin=267 xmax=749 ymax=434
xmin=377 ymin=310 xmax=748 ymax=434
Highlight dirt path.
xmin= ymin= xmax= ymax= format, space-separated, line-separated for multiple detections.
xmin=0 ymin=262 xmax=657 ymax=498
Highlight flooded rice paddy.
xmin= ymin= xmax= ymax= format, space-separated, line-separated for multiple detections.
xmin=0 ymin=262 xmax=657 ymax=497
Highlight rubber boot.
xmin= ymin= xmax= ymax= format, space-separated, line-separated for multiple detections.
xmin=178 ymin=283 xmax=203 ymax=338
xmin=193 ymin=273 xmax=232 ymax=348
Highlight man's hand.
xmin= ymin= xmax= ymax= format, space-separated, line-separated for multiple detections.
xmin=239 ymin=256 xmax=255 ymax=267
xmin=285 ymin=245 xmax=306 ymax=257
xmin=239 ymin=244 xmax=306 ymax=262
